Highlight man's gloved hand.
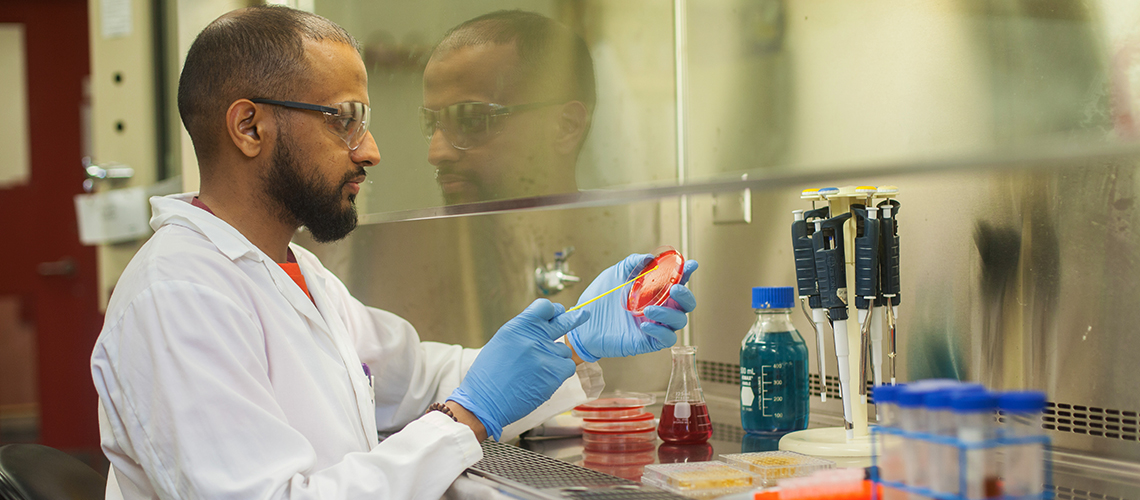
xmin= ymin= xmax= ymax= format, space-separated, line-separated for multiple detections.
xmin=566 ymin=253 xmax=698 ymax=362
xmin=448 ymin=299 xmax=588 ymax=441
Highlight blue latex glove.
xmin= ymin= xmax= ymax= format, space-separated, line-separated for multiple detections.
xmin=448 ymin=299 xmax=588 ymax=441
xmin=566 ymin=253 xmax=698 ymax=362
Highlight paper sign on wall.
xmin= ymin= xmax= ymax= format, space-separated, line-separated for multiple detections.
xmin=74 ymin=187 xmax=150 ymax=245
xmin=101 ymin=0 xmax=132 ymax=39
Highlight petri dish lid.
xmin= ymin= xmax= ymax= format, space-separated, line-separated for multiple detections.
xmin=572 ymin=392 xmax=656 ymax=419
xmin=582 ymin=411 xmax=656 ymax=423
xmin=582 ymin=427 xmax=658 ymax=445
xmin=581 ymin=415 xmax=657 ymax=433
xmin=626 ymin=246 xmax=685 ymax=317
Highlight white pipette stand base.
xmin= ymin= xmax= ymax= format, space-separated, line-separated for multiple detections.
xmin=779 ymin=427 xmax=873 ymax=468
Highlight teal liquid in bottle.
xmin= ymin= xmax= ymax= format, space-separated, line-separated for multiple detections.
xmin=740 ymin=286 xmax=810 ymax=434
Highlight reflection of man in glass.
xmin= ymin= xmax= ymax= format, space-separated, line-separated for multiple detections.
xmin=421 ymin=10 xmax=594 ymax=205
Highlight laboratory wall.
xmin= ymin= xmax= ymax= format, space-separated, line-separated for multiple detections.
xmin=296 ymin=0 xmax=1140 ymax=496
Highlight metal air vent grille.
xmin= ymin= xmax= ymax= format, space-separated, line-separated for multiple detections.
xmin=699 ymin=361 xmax=1140 ymax=445
xmin=1040 ymin=403 xmax=1140 ymax=443
xmin=697 ymin=361 xmax=872 ymax=399
xmin=1051 ymin=485 xmax=1134 ymax=500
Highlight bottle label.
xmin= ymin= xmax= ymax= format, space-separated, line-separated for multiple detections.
xmin=673 ymin=401 xmax=691 ymax=419
xmin=740 ymin=366 xmax=756 ymax=411
xmin=741 ymin=385 xmax=755 ymax=407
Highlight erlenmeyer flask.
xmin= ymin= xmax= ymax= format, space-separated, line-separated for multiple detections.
xmin=658 ymin=345 xmax=713 ymax=444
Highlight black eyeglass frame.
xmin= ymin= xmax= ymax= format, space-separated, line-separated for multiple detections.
xmin=250 ymin=98 xmax=371 ymax=151
xmin=419 ymin=100 xmax=566 ymax=151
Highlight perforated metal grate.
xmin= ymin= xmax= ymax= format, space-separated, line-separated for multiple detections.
xmin=560 ymin=488 xmax=684 ymax=500
xmin=701 ymin=360 xmax=1140 ymax=447
xmin=1040 ymin=403 xmax=1140 ymax=443
xmin=697 ymin=361 xmax=872 ymax=400
xmin=470 ymin=442 xmax=688 ymax=500
xmin=1050 ymin=485 xmax=1134 ymax=500
xmin=472 ymin=441 xmax=629 ymax=489
xmin=697 ymin=360 xmax=738 ymax=385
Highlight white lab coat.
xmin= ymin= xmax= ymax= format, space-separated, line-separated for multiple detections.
xmin=91 ymin=193 xmax=604 ymax=500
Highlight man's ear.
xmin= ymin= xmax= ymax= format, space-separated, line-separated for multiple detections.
xmin=226 ymin=99 xmax=271 ymax=158
xmin=553 ymin=101 xmax=589 ymax=155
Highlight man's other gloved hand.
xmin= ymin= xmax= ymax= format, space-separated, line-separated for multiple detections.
xmin=448 ymin=299 xmax=588 ymax=441
xmin=566 ymin=253 xmax=698 ymax=362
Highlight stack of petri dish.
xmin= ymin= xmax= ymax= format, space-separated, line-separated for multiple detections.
xmin=641 ymin=462 xmax=760 ymax=499
xmin=720 ymin=451 xmax=835 ymax=487
xmin=573 ymin=392 xmax=658 ymax=453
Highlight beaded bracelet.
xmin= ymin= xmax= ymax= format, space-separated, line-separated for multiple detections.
xmin=426 ymin=402 xmax=458 ymax=422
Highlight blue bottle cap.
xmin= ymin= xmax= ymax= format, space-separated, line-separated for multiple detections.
xmin=871 ymin=384 xmax=903 ymax=404
xmin=897 ymin=385 xmax=941 ymax=408
xmin=950 ymin=391 xmax=998 ymax=413
xmin=910 ymin=378 xmax=961 ymax=388
xmin=924 ymin=384 xmax=984 ymax=410
xmin=752 ymin=286 xmax=795 ymax=309
xmin=997 ymin=391 xmax=1047 ymax=413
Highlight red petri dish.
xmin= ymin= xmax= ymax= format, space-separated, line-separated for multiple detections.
xmin=571 ymin=393 xmax=655 ymax=419
xmin=582 ymin=427 xmax=658 ymax=453
xmin=582 ymin=449 xmax=656 ymax=466
xmin=581 ymin=411 xmax=656 ymax=423
xmin=626 ymin=246 xmax=685 ymax=317
xmin=581 ymin=413 xmax=657 ymax=433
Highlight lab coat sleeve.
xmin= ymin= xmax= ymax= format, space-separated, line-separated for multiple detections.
xmin=344 ymin=291 xmax=604 ymax=439
xmin=92 ymin=281 xmax=480 ymax=500
xmin=312 ymin=255 xmax=604 ymax=436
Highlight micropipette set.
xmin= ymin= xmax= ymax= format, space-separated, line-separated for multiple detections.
xmin=782 ymin=185 xmax=902 ymax=452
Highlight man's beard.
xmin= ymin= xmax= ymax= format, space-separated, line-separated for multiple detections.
xmin=263 ymin=137 xmax=361 ymax=243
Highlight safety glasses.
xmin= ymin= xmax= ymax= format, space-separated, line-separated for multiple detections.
xmin=419 ymin=100 xmax=563 ymax=150
xmin=250 ymin=98 xmax=371 ymax=151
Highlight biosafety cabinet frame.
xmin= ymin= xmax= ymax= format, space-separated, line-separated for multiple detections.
xmin=283 ymin=0 xmax=1140 ymax=497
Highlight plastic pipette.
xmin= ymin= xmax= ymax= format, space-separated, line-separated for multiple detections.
xmin=567 ymin=265 xmax=658 ymax=312
xmin=791 ymin=206 xmax=830 ymax=402
xmin=812 ymin=213 xmax=853 ymax=439
xmin=852 ymin=204 xmax=880 ymax=403
xmin=877 ymin=197 xmax=901 ymax=384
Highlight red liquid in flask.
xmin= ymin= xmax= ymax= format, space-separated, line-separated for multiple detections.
xmin=658 ymin=402 xmax=713 ymax=444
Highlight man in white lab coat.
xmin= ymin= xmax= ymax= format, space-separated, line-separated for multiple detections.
xmin=89 ymin=6 xmax=697 ymax=500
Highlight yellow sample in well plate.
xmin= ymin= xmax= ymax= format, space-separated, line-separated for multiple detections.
xmin=642 ymin=462 xmax=755 ymax=490
xmin=720 ymin=451 xmax=835 ymax=484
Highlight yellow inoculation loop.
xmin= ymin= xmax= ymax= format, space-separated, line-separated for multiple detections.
xmin=566 ymin=265 xmax=658 ymax=312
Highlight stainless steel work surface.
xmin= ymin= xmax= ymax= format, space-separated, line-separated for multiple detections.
xmin=469 ymin=441 xmax=690 ymax=500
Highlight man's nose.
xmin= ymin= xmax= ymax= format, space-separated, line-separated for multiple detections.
xmin=352 ymin=131 xmax=381 ymax=167
xmin=426 ymin=128 xmax=460 ymax=166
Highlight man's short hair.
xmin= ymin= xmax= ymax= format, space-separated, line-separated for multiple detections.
xmin=177 ymin=6 xmax=359 ymax=162
xmin=434 ymin=10 xmax=596 ymax=112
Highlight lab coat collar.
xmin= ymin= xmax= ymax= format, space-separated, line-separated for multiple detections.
xmin=150 ymin=193 xmax=265 ymax=263
xmin=150 ymin=193 xmax=329 ymax=329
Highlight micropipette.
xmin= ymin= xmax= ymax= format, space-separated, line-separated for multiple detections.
xmin=812 ymin=212 xmax=854 ymax=439
xmin=852 ymin=203 xmax=881 ymax=403
xmin=877 ymin=195 xmax=901 ymax=385
xmin=567 ymin=265 xmax=659 ymax=312
xmin=792 ymin=204 xmax=830 ymax=402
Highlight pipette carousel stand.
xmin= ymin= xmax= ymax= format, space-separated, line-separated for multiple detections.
xmin=778 ymin=185 xmax=899 ymax=468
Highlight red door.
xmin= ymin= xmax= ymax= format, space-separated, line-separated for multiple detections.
xmin=0 ymin=0 xmax=103 ymax=465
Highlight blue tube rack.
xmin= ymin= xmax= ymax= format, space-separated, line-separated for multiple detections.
xmin=871 ymin=425 xmax=1053 ymax=500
